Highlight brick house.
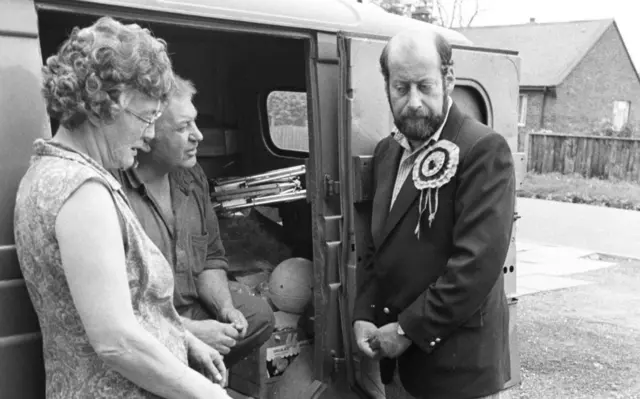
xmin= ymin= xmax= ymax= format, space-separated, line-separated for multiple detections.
xmin=458 ymin=19 xmax=640 ymax=137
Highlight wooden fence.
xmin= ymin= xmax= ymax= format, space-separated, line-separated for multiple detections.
xmin=271 ymin=127 xmax=640 ymax=182
xmin=270 ymin=125 xmax=309 ymax=152
xmin=524 ymin=132 xmax=640 ymax=182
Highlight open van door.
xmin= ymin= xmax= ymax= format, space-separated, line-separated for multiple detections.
xmin=336 ymin=33 xmax=522 ymax=398
xmin=0 ymin=0 xmax=51 ymax=398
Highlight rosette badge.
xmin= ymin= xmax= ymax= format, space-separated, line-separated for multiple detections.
xmin=412 ymin=139 xmax=459 ymax=238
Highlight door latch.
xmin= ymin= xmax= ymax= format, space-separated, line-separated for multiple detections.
xmin=324 ymin=174 xmax=340 ymax=197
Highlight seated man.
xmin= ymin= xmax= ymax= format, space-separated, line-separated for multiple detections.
xmin=114 ymin=75 xmax=275 ymax=367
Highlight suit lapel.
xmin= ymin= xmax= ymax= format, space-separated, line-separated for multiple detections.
xmin=371 ymin=140 xmax=403 ymax=246
xmin=440 ymin=103 xmax=464 ymax=143
xmin=375 ymin=103 xmax=465 ymax=248
xmin=377 ymin=163 xmax=419 ymax=247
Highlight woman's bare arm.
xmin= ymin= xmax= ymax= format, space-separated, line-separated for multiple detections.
xmin=55 ymin=181 xmax=229 ymax=399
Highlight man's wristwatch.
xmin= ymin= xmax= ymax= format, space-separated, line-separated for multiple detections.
xmin=396 ymin=323 xmax=406 ymax=336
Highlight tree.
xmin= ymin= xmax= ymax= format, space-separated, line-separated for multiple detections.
xmin=370 ymin=0 xmax=415 ymax=17
xmin=267 ymin=91 xmax=308 ymax=127
xmin=433 ymin=0 xmax=481 ymax=28
xmin=369 ymin=0 xmax=482 ymax=28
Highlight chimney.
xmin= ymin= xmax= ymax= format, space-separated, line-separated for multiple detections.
xmin=530 ymin=17 xmax=536 ymax=23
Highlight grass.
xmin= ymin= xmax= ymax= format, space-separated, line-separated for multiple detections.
xmin=518 ymin=172 xmax=640 ymax=211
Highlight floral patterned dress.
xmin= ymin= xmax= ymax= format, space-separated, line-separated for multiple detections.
xmin=13 ymin=140 xmax=189 ymax=398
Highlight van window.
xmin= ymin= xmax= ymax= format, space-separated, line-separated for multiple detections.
xmin=266 ymin=91 xmax=309 ymax=152
xmin=451 ymin=85 xmax=488 ymax=125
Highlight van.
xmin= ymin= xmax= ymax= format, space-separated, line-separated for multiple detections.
xmin=0 ymin=0 xmax=524 ymax=398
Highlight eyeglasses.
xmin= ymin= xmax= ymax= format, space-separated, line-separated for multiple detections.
xmin=125 ymin=104 xmax=163 ymax=133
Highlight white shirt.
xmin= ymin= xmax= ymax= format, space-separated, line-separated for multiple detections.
xmin=389 ymin=96 xmax=453 ymax=209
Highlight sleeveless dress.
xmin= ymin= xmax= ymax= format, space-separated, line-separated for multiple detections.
xmin=13 ymin=139 xmax=189 ymax=399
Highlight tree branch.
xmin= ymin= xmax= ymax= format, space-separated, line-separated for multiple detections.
xmin=450 ymin=0 xmax=462 ymax=28
xmin=450 ymin=0 xmax=456 ymax=27
xmin=434 ymin=0 xmax=448 ymax=27
xmin=458 ymin=1 xmax=465 ymax=28
xmin=466 ymin=0 xmax=480 ymax=27
xmin=375 ymin=0 xmax=480 ymax=28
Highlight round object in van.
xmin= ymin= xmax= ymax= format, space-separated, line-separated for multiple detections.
xmin=268 ymin=257 xmax=314 ymax=314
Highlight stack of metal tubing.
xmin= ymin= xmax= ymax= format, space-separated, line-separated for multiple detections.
xmin=210 ymin=165 xmax=306 ymax=211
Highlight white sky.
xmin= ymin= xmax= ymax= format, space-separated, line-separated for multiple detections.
xmin=446 ymin=0 xmax=639 ymax=69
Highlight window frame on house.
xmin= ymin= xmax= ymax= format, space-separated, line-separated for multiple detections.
xmin=517 ymin=94 xmax=528 ymax=127
xmin=612 ymin=100 xmax=631 ymax=132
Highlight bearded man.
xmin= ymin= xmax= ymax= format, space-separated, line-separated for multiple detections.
xmin=352 ymin=29 xmax=516 ymax=399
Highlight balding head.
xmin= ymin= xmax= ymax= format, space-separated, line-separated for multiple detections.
xmin=380 ymin=29 xmax=455 ymax=144
xmin=380 ymin=29 xmax=454 ymax=84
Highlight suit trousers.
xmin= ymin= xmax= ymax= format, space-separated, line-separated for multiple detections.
xmin=472 ymin=390 xmax=513 ymax=399
xmin=418 ymin=387 xmax=514 ymax=399
xmin=389 ymin=370 xmax=514 ymax=399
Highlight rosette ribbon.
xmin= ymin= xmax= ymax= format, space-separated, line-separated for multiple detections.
xmin=411 ymin=139 xmax=459 ymax=239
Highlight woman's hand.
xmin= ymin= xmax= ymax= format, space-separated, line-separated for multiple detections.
xmin=186 ymin=332 xmax=228 ymax=388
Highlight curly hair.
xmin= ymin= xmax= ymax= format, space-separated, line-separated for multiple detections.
xmin=42 ymin=17 xmax=175 ymax=130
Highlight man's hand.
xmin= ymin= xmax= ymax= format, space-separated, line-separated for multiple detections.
xmin=186 ymin=333 xmax=228 ymax=387
xmin=353 ymin=320 xmax=381 ymax=360
xmin=220 ymin=307 xmax=248 ymax=339
xmin=369 ymin=322 xmax=411 ymax=359
xmin=190 ymin=319 xmax=239 ymax=355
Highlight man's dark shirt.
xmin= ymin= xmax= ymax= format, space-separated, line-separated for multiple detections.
xmin=113 ymin=164 xmax=229 ymax=315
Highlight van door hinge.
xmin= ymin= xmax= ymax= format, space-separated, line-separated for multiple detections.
xmin=324 ymin=174 xmax=340 ymax=197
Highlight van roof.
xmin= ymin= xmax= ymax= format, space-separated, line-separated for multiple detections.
xmin=72 ymin=0 xmax=472 ymax=45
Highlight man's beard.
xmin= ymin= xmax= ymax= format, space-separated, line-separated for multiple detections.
xmin=394 ymin=94 xmax=448 ymax=142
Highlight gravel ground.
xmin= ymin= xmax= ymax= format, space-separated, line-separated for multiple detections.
xmin=510 ymin=260 xmax=640 ymax=399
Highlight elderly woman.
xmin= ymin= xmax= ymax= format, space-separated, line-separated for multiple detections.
xmin=13 ymin=17 xmax=230 ymax=399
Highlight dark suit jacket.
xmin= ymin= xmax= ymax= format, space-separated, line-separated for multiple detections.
xmin=353 ymin=103 xmax=515 ymax=399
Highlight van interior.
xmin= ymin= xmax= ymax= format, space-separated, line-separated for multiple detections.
xmin=38 ymin=9 xmax=314 ymax=270
xmin=37 ymin=9 xmax=315 ymax=394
